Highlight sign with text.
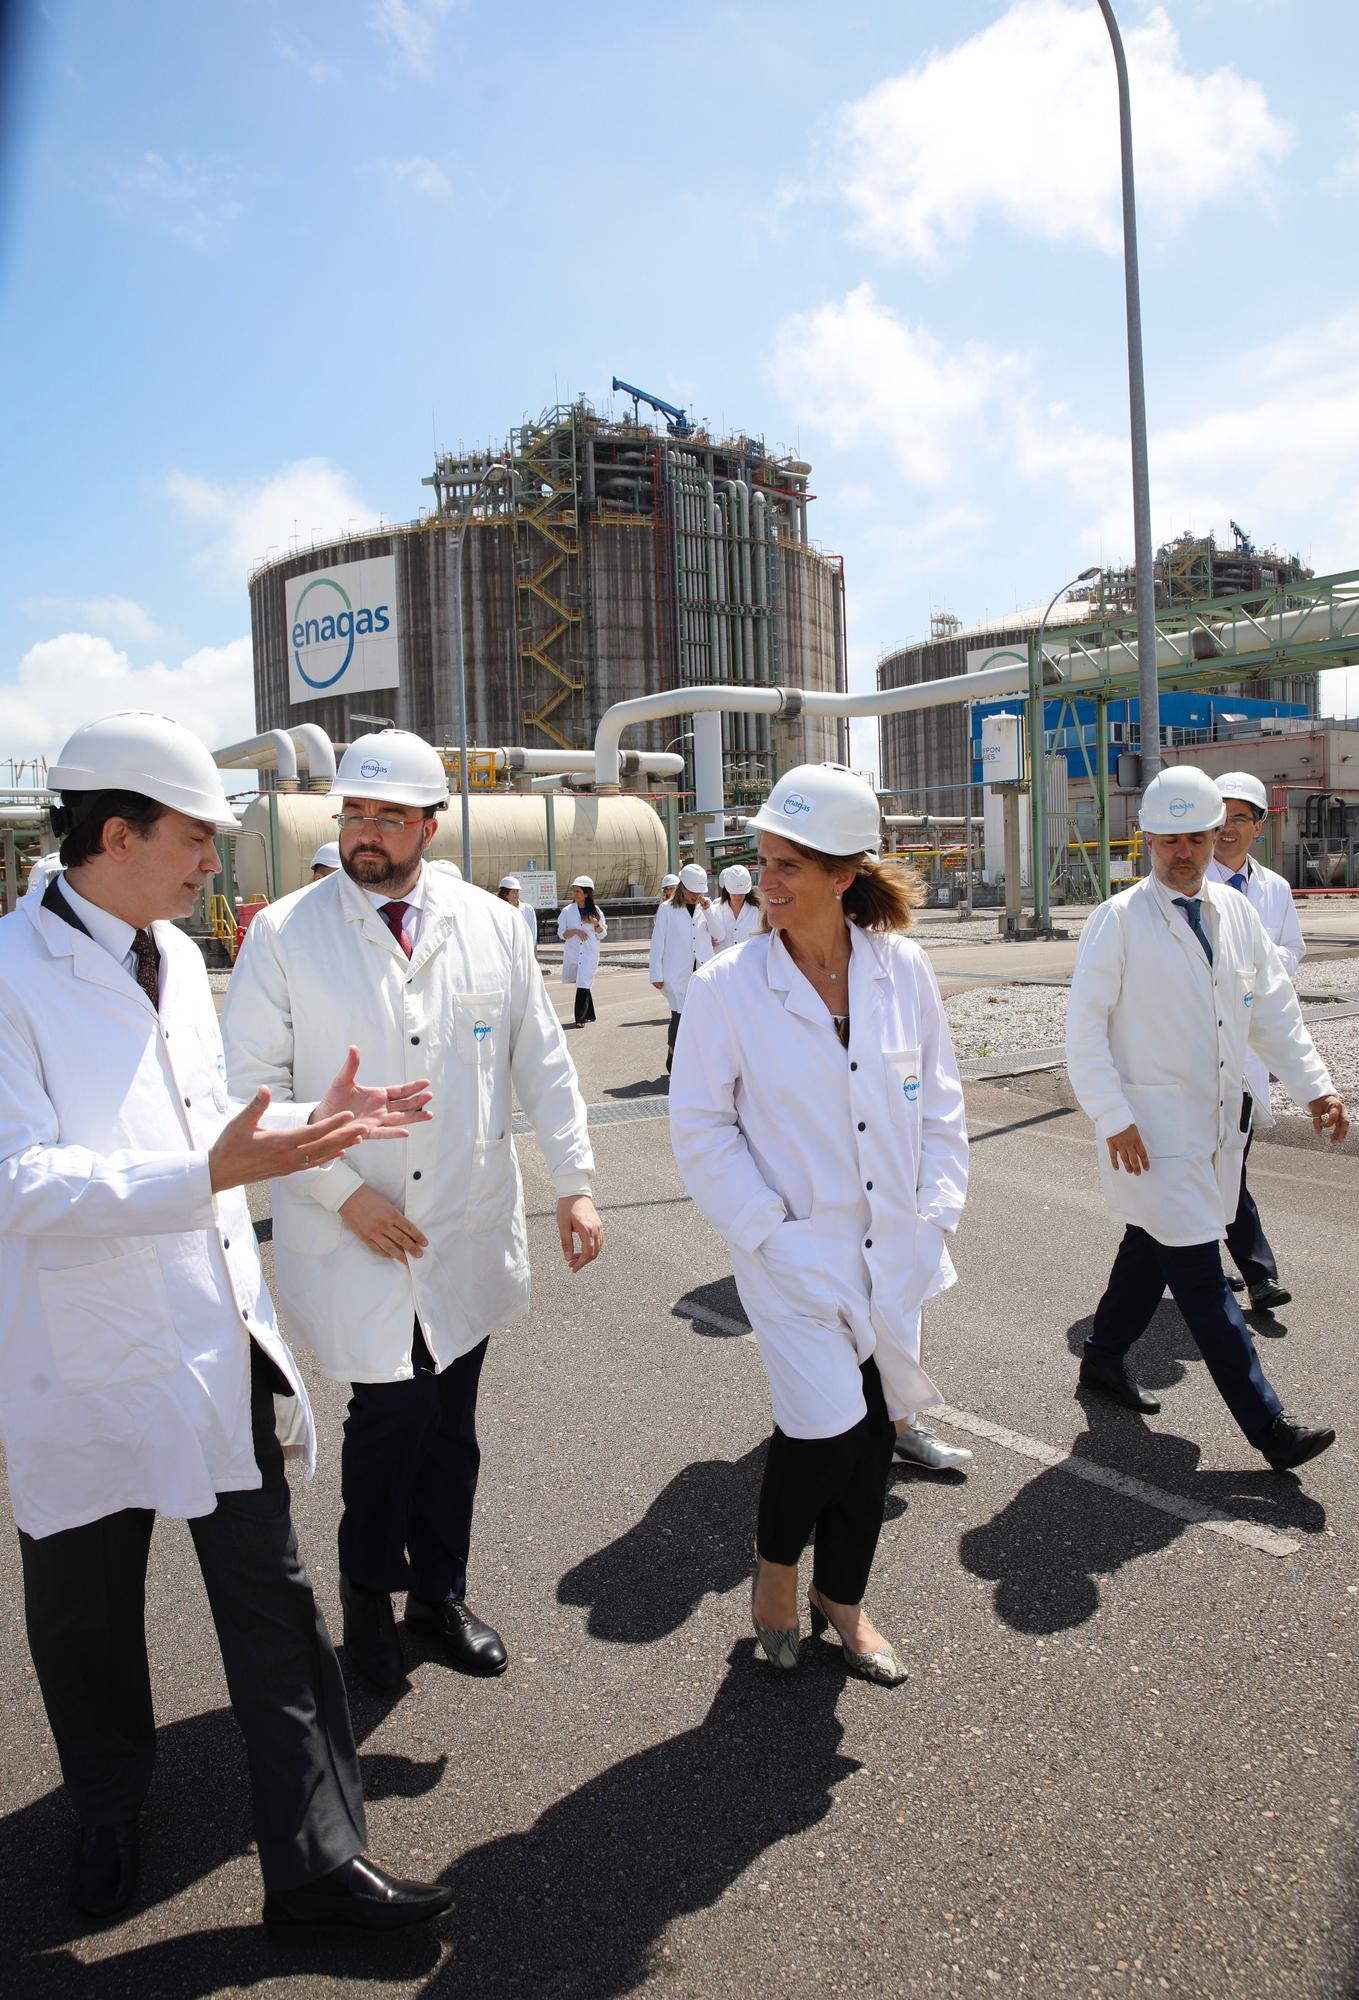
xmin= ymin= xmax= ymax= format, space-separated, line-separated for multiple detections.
xmin=285 ymin=554 xmax=399 ymax=705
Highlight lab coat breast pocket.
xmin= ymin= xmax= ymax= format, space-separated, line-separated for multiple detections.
xmin=38 ymin=1245 xmax=179 ymax=1392
xmin=453 ymin=993 xmax=507 ymax=1067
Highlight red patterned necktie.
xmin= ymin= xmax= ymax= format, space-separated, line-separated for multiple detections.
xmin=379 ymin=900 xmax=413 ymax=959
xmin=131 ymin=927 xmax=161 ymax=1010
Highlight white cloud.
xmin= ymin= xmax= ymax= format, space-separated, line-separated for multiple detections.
xmin=832 ymin=1 xmax=1293 ymax=260
xmin=769 ymin=283 xmax=1019 ymax=488
xmin=0 ymin=634 xmax=255 ymax=768
xmin=369 ymin=0 xmax=458 ymax=73
xmin=361 ymin=155 xmax=454 ymax=202
xmin=20 ymin=596 xmax=161 ymax=643
xmin=102 ymin=151 xmax=243 ymax=251
xmin=166 ymin=457 xmax=381 ymax=592
xmin=1322 ymin=111 xmax=1359 ymax=195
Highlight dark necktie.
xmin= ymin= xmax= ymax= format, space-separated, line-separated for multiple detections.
xmin=1173 ymin=896 xmax=1213 ymax=966
xmin=379 ymin=900 xmax=413 ymax=959
xmin=131 ymin=927 xmax=161 ymax=1010
xmin=1228 ymin=871 xmax=1247 ymax=892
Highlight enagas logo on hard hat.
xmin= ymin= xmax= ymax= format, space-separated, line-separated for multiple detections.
xmin=290 ymin=575 xmax=391 ymax=690
xmin=359 ymin=759 xmax=388 ymax=780
xmin=781 ymin=793 xmax=812 ymax=818
xmin=1168 ymin=796 xmax=1192 ymax=819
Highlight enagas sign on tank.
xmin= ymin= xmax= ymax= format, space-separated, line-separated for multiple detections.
xmin=285 ymin=555 xmax=399 ymax=705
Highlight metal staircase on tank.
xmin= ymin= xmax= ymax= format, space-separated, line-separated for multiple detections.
xmin=509 ymin=408 xmax=586 ymax=750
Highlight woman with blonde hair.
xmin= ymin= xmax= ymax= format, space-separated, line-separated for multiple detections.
xmin=669 ymin=764 xmax=968 ymax=1683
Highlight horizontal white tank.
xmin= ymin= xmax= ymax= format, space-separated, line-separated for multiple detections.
xmin=233 ymin=791 xmax=668 ymax=901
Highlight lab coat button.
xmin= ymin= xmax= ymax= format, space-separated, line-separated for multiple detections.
xmin=223 ymin=1238 xmax=230 ymax=1251
xmin=411 ymin=1036 xmax=420 ymax=1045
xmin=857 ymin=1121 xmax=866 ymax=1132
xmin=412 ymin=1170 xmax=422 ymax=1181
xmin=864 ymin=1238 xmax=873 ymax=1249
xmin=184 ymin=1096 xmax=191 ymax=1107
xmin=850 ymin=1061 xmax=858 ymax=1072
xmin=865 ymin=1181 xmax=873 ymax=1191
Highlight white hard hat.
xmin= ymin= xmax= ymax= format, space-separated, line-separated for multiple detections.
xmin=310 ymin=841 xmax=341 ymax=872
xmin=722 ymin=864 xmax=753 ymax=896
xmin=1214 ymin=771 xmax=1268 ymax=815
xmin=498 ymin=874 xmax=521 ymax=892
xmin=429 ymin=857 xmax=462 ymax=880
xmin=1138 ymin=766 xmax=1226 ymax=835
xmin=48 ymin=711 xmax=242 ymax=831
xmin=747 ymin=762 xmax=881 ymax=857
xmin=570 ymin=874 xmax=595 ymax=890
xmin=330 ymin=730 xmax=449 ymax=809
xmin=678 ymin=863 xmax=708 ymax=893
xmin=24 ymin=852 xmax=63 ymax=897
xmin=660 ymin=872 xmax=679 ymax=889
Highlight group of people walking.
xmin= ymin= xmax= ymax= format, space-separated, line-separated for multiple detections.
xmin=0 ymin=712 xmax=1345 ymax=1940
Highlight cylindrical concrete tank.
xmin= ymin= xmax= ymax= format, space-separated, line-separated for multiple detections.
xmin=234 ymin=792 xmax=667 ymax=902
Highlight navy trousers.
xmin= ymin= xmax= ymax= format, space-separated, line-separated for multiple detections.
xmin=1087 ymin=1226 xmax=1282 ymax=1446
xmin=1224 ymin=1133 xmax=1280 ymax=1292
xmin=338 ymin=1324 xmax=488 ymax=1604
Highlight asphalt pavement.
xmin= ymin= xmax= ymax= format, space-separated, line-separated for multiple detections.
xmin=2 ymin=956 xmax=1356 ymax=2000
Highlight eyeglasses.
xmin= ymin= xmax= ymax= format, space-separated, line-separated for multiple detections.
xmin=1222 ymin=815 xmax=1259 ymax=831
xmin=334 ymin=813 xmax=426 ymax=833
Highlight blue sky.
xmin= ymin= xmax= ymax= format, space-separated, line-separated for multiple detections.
xmin=4 ymin=0 xmax=1359 ymax=779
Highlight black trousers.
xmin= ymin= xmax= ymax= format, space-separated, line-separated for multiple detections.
xmin=756 ymin=1358 xmax=895 ymax=1605
xmin=1088 ymin=1225 xmax=1283 ymax=1446
xmin=1224 ymin=1132 xmax=1280 ymax=1292
xmin=18 ymin=1344 xmax=366 ymax=1890
xmin=573 ymin=985 xmax=597 ymax=1025
xmin=338 ymin=1324 xmax=488 ymax=1604
xmin=665 ymin=1010 xmax=681 ymax=1074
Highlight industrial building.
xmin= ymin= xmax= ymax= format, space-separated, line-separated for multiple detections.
xmin=878 ymin=528 xmax=1319 ymax=809
xmin=249 ymin=392 xmax=845 ymax=800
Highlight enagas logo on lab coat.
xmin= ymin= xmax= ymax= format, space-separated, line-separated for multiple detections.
xmin=901 ymin=1073 xmax=920 ymax=1102
xmin=473 ymin=1020 xmax=491 ymax=1042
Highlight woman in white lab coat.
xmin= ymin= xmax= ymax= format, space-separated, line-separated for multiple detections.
xmin=498 ymin=874 xmax=540 ymax=957
xmin=649 ymin=862 xmax=709 ymax=1071
xmin=669 ymin=764 xmax=968 ymax=1685
xmin=702 ymin=865 xmax=762 ymax=957
xmin=557 ymin=874 xmax=607 ymax=1026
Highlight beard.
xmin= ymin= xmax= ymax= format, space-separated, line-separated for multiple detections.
xmin=342 ymin=847 xmax=417 ymax=892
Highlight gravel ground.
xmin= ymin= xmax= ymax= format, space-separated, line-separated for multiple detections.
xmin=944 ymin=982 xmax=1069 ymax=1060
xmin=1269 ymin=1017 xmax=1359 ymax=1118
xmin=1298 ymin=953 xmax=1359 ymax=994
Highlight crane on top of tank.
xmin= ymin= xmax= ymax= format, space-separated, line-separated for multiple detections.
xmin=611 ymin=376 xmax=694 ymax=439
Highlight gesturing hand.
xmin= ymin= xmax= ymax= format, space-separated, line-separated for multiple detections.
xmin=557 ymin=1195 xmax=603 ymax=1273
xmin=339 ymin=1185 xmax=429 ymax=1262
xmin=210 ymin=1089 xmax=370 ymax=1193
xmin=311 ymin=1046 xmax=432 ymax=1140
xmin=1105 ymin=1122 xmax=1150 ymax=1176
xmin=1308 ymin=1093 xmax=1350 ymax=1145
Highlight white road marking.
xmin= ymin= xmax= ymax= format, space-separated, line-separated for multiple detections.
xmin=932 ymin=1406 xmax=1300 ymax=1558
xmin=673 ymin=1299 xmax=756 ymax=1342
xmin=671 ymin=1302 xmax=1299 ymax=1557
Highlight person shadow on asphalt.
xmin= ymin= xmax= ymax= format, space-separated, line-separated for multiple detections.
xmin=958 ymin=1309 xmax=1328 ymax=1636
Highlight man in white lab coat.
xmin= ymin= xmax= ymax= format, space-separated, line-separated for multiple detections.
xmin=0 ymin=711 xmax=451 ymax=1934
xmin=223 ymin=731 xmax=601 ymax=1695
xmin=1065 ymin=766 xmax=1347 ymax=1474
xmin=1207 ymin=772 xmax=1304 ymax=1312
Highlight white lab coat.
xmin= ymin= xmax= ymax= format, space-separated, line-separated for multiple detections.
xmin=703 ymin=897 xmax=762 ymax=957
xmin=557 ymin=903 xmax=606 ymax=987
xmin=1206 ymin=855 xmax=1305 ymax=1131
xmin=670 ymin=925 xmax=969 ymax=1438
xmin=518 ymin=899 xmax=540 ymax=954
xmin=0 ymin=893 xmax=314 ymax=1539
xmin=1065 ymin=875 xmax=1332 ymax=1247
xmin=222 ymin=863 xmax=593 ymax=1383
xmin=649 ymin=898 xmax=703 ymax=1012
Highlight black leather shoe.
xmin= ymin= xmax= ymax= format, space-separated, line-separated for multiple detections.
xmin=1079 ymin=1354 xmax=1161 ymax=1413
xmin=340 ymin=1575 xmax=405 ymax=1695
xmin=1226 ymin=1273 xmax=1245 ymax=1292
xmin=405 ymin=1593 xmax=508 ymax=1675
xmin=1262 ymin=1417 xmax=1336 ymax=1473
xmin=69 ymin=1819 xmax=139 ymax=1922
xmin=1249 ymin=1281 xmax=1292 ymax=1311
xmin=263 ymin=1853 xmax=452 ymax=1935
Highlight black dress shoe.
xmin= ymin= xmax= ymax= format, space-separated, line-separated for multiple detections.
xmin=340 ymin=1575 xmax=405 ymax=1694
xmin=1079 ymin=1354 xmax=1161 ymax=1414
xmin=1262 ymin=1416 xmax=1336 ymax=1473
xmin=405 ymin=1593 xmax=508 ymax=1675
xmin=1226 ymin=1272 xmax=1245 ymax=1292
xmin=1249 ymin=1280 xmax=1292 ymax=1311
xmin=263 ymin=1853 xmax=453 ymax=1935
xmin=70 ymin=1819 xmax=139 ymax=1922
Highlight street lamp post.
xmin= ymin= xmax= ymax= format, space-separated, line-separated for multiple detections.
xmin=1096 ymin=0 xmax=1160 ymax=781
xmin=450 ymin=463 xmax=511 ymax=875
xmin=1033 ymin=567 xmax=1102 ymax=930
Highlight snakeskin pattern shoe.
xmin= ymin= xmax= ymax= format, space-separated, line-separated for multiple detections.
xmin=808 ymin=1589 xmax=906 ymax=1687
xmin=750 ymin=1567 xmax=801 ymax=1671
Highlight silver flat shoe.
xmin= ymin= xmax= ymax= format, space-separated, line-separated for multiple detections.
xmin=751 ymin=1571 xmax=801 ymax=1671
xmin=809 ymin=1592 xmax=907 ymax=1687
xmin=893 ymin=1420 xmax=973 ymax=1473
